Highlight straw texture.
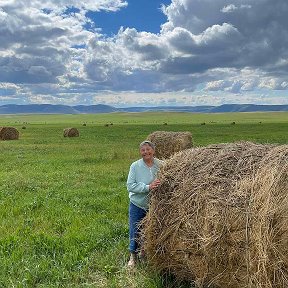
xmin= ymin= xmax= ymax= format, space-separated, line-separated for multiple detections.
xmin=63 ymin=128 xmax=79 ymax=137
xmin=0 ymin=126 xmax=19 ymax=140
xmin=146 ymin=131 xmax=192 ymax=159
xmin=142 ymin=142 xmax=288 ymax=288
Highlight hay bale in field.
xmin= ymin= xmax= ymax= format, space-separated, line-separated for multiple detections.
xmin=142 ymin=141 xmax=288 ymax=288
xmin=63 ymin=128 xmax=79 ymax=137
xmin=146 ymin=131 xmax=192 ymax=159
xmin=0 ymin=126 xmax=19 ymax=140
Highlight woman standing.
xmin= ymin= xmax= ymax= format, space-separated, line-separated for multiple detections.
xmin=126 ymin=140 xmax=162 ymax=268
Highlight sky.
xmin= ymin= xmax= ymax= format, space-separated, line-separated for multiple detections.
xmin=0 ymin=0 xmax=288 ymax=107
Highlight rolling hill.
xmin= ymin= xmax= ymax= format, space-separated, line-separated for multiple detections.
xmin=0 ymin=103 xmax=287 ymax=114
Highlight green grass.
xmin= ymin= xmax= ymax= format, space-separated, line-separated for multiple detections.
xmin=0 ymin=112 xmax=287 ymax=287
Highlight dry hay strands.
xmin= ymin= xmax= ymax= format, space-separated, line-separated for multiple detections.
xmin=0 ymin=126 xmax=19 ymax=140
xmin=142 ymin=141 xmax=288 ymax=288
xmin=63 ymin=127 xmax=79 ymax=137
xmin=146 ymin=131 xmax=192 ymax=159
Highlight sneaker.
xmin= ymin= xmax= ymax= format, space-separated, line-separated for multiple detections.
xmin=127 ymin=253 xmax=137 ymax=269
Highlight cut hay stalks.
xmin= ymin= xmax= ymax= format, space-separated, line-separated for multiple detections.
xmin=142 ymin=141 xmax=288 ymax=288
xmin=146 ymin=131 xmax=192 ymax=159
xmin=63 ymin=128 xmax=79 ymax=137
xmin=0 ymin=126 xmax=19 ymax=140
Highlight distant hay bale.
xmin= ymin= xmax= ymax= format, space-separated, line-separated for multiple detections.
xmin=146 ymin=131 xmax=192 ymax=159
xmin=143 ymin=141 xmax=288 ymax=288
xmin=0 ymin=126 xmax=19 ymax=140
xmin=63 ymin=128 xmax=79 ymax=137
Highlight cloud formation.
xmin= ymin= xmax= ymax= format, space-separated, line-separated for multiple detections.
xmin=0 ymin=0 xmax=288 ymax=106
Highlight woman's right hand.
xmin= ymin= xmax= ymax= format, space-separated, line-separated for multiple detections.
xmin=149 ymin=179 xmax=161 ymax=190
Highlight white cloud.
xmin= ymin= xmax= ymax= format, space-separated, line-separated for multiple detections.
xmin=205 ymin=80 xmax=228 ymax=91
xmin=1 ymin=0 xmax=127 ymax=13
xmin=221 ymin=4 xmax=251 ymax=13
xmin=0 ymin=0 xmax=288 ymax=105
xmin=0 ymin=82 xmax=19 ymax=89
xmin=221 ymin=4 xmax=237 ymax=13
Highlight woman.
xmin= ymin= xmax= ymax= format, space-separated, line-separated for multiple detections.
xmin=126 ymin=140 xmax=162 ymax=268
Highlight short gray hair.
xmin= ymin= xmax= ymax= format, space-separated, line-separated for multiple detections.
xmin=139 ymin=140 xmax=155 ymax=150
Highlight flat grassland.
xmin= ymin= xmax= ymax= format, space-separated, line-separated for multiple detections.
xmin=0 ymin=112 xmax=287 ymax=287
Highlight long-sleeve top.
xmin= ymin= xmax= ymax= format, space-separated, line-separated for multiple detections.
xmin=127 ymin=158 xmax=162 ymax=210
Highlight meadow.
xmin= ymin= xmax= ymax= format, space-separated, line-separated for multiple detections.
xmin=0 ymin=111 xmax=287 ymax=287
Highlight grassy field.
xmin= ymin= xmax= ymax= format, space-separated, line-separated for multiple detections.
xmin=0 ymin=112 xmax=287 ymax=287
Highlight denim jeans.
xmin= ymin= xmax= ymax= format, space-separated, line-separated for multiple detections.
xmin=129 ymin=202 xmax=147 ymax=253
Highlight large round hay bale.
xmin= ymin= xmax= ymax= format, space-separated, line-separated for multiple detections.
xmin=146 ymin=131 xmax=192 ymax=159
xmin=0 ymin=126 xmax=19 ymax=140
xmin=143 ymin=141 xmax=288 ymax=287
xmin=63 ymin=128 xmax=79 ymax=137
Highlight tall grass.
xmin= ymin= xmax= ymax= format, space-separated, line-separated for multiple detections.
xmin=0 ymin=112 xmax=287 ymax=287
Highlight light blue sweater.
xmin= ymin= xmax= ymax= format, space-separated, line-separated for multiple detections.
xmin=127 ymin=158 xmax=162 ymax=210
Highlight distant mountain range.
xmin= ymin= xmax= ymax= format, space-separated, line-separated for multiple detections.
xmin=0 ymin=103 xmax=287 ymax=114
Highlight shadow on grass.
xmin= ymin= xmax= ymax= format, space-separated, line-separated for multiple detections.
xmin=160 ymin=271 xmax=195 ymax=288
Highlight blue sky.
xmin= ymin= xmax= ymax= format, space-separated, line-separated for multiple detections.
xmin=0 ymin=0 xmax=288 ymax=107
xmin=87 ymin=0 xmax=171 ymax=35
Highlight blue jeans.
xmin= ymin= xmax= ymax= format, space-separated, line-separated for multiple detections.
xmin=129 ymin=202 xmax=147 ymax=253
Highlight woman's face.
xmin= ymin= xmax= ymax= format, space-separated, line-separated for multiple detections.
xmin=140 ymin=144 xmax=155 ymax=162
